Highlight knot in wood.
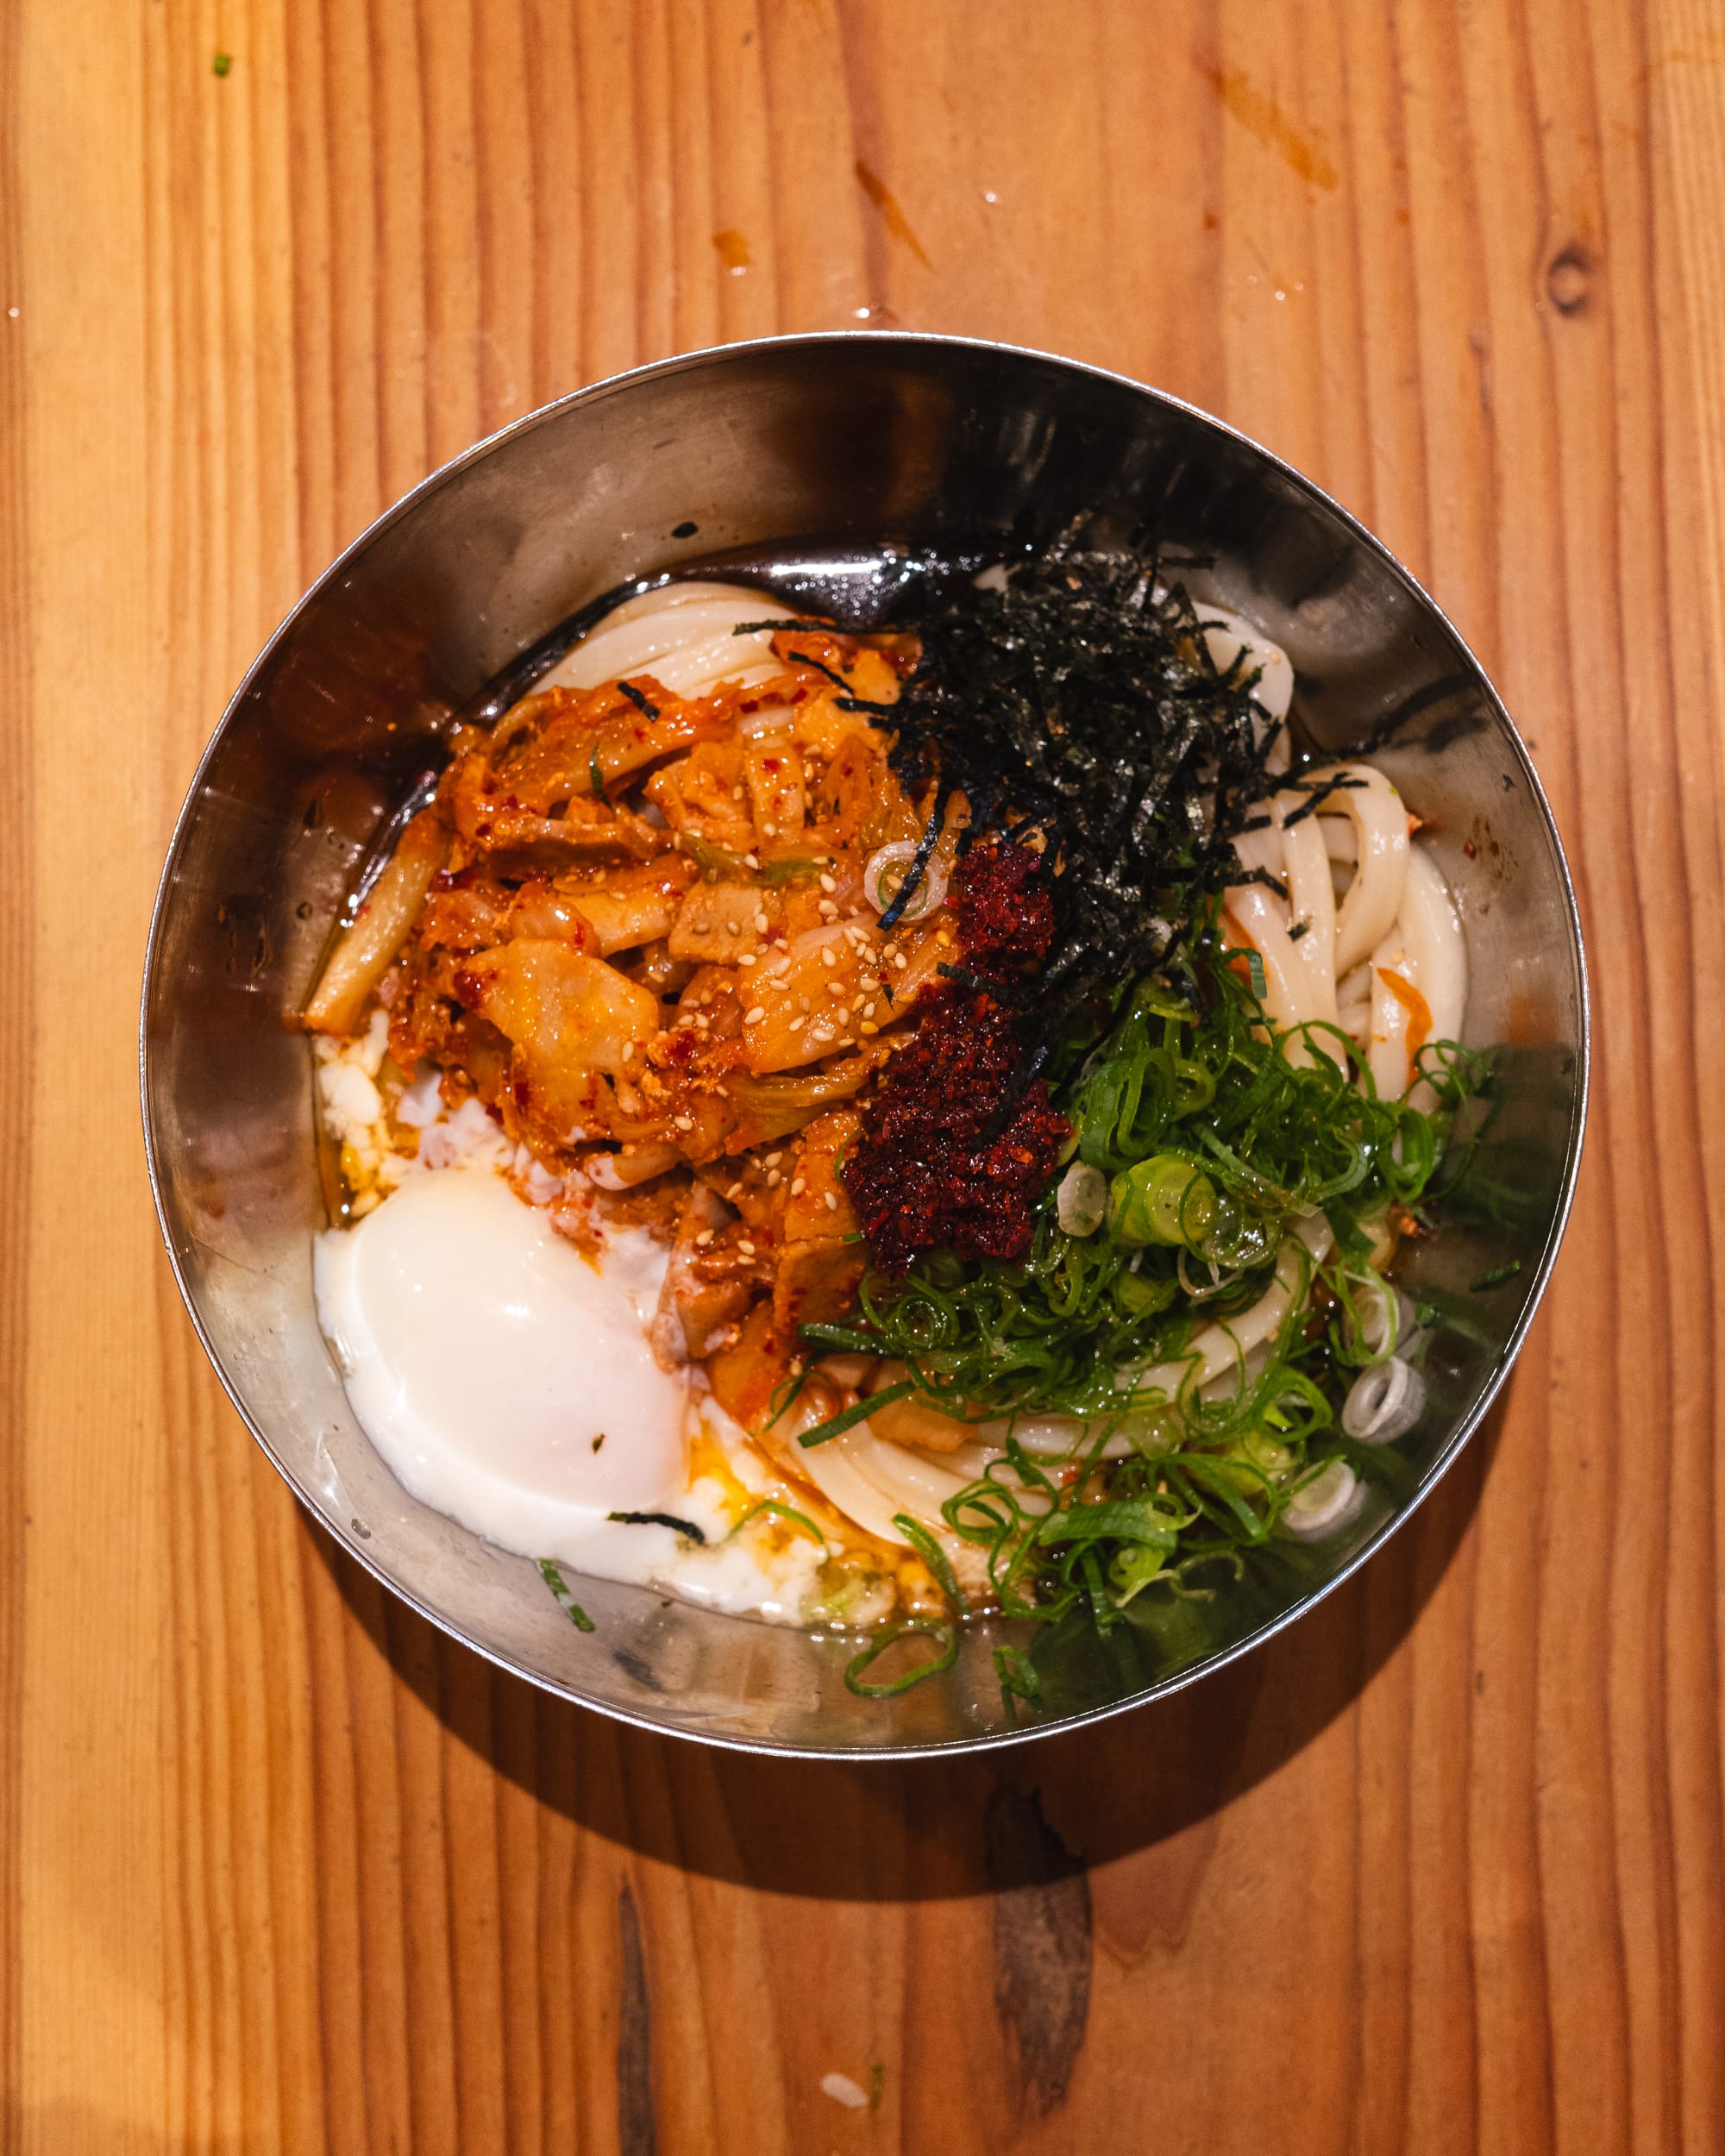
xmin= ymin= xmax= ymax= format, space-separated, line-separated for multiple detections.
xmin=1546 ymin=244 xmax=1594 ymax=316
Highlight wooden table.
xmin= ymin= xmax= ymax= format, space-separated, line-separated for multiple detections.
xmin=7 ymin=3 xmax=1724 ymax=2148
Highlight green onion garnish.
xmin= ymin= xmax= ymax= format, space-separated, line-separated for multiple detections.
xmin=536 ymin=1558 xmax=595 ymax=1632
xmin=728 ymin=1499 xmax=827 ymax=1550
xmin=798 ymin=1382 xmax=912 ymax=1447
xmin=844 ymin=1620 xmax=957 ymax=1696
xmin=994 ymin=1643 xmax=1042 ymax=1711
xmin=891 ymin=1513 xmax=968 ymax=1614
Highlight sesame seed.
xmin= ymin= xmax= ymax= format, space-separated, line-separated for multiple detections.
xmin=819 ymin=873 xmax=837 ymax=893
xmin=737 ymin=951 xmax=757 ymax=966
xmin=694 ymin=1227 xmax=714 ymax=1245
xmin=754 ymin=912 xmax=769 ymax=932
xmin=767 ymin=1169 xmax=781 ymax=1188
xmin=859 ymin=1020 xmax=880 ymax=1035
xmin=851 ymin=993 xmax=865 ymax=1010
xmin=737 ymin=1239 xmax=756 ymax=1257
xmin=791 ymin=1177 xmax=806 ymax=1195
xmin=825 ymin=1191 xmax=839 ymax=1210
xmin=744 ymin=1006 xmax=767 ymax=1023
xmin=765 ymin=1151 xmax=782 ymax=1165
xmin=862 ymin=1003 xmax=876 ymax=1018
xmin=798 ymin=994 xmax=810 ymax=1012
xmin=726 ymin=1183 xmax=743 ymax=1200
xmin=788 ymin=1016 xmax=806 ymax=1031
xmin=818 ymin=900 xmax=838 ymax=918
xmin=820 ymin=948 xmax=837 ymax=968
xmin=827 ymin=981 xmax=847 ymax=997
xmin=674 ymin=1114 xmax=695 ymax=1130
xmin=762 ymin=821 xmax=776 ymax=838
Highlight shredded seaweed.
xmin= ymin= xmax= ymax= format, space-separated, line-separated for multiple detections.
xmin=606 ymin=1509 xmax=707 ymax=1542
xmin=883 ymin=547 xmax=1281 ymax=1048
xmin=617 ymin=678 xmax=660 ymax=720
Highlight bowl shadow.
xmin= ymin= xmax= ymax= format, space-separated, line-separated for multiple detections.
xmin=304 ymin=1385 xmax=1510 ymax=1902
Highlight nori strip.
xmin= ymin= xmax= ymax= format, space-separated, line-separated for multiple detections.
xmin=885 ymin=548 xmax=1282 ymax=1050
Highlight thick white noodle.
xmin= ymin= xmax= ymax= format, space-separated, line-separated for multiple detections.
xmin=1227 ymin=779 xmax=1355 ymax=1056
xmin=1224 ymin=761 xmax=1462 ymax=1098
xmin=1222 ymin=882 xmax=1335 ymax=1067
xmin=1200 ymin=603 xmax=1294 ymax=774
xmin=838 ymin=1429 xmax=975 ymax=1520
xmin=1322 ymin=819 xmax=1358 ymax=862
xmin=1365 ymin=931 xmax=1416 ymax=1103
xmin=1277 ymin=793 xmax=1340 ymax=1033
xmin=794 ymin=1438 xmax=913 ymax=1548
xmin=1229 ymin=813 xmax=1283 ymax=881
xmin=1367 ymin=846 xmax=1468 ymax=1106
xmin=1308 ymin=762 xmax=1411 ymax=975
xmin=1402 ymin=847 xmax=1468 ymax=1047
xmin=939 ymin=1439 xmax=1009 ymax=1482
xmin=797 ymin=1422 xmax=989 ymax=1551
xmin=538 ymin=581 xmax=797 ymax=701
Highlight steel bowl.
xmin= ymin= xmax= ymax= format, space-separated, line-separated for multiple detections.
xmin=141 ymin=333 xmax=1587 ymax=1758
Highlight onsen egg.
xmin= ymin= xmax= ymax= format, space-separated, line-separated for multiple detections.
xmin=314 ymin=1169 xmax=688 ymax=1556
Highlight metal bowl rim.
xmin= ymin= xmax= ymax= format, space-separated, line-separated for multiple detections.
xmin=140 ymin=329 xmax=1590 ymax=1760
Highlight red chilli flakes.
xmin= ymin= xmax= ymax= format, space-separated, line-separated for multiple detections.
xmin=844 ymin=841 xmax=1068 ymax=1274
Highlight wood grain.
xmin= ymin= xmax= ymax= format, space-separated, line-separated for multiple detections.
xmin=5 ymin=1 xmax=1724 ymax=2149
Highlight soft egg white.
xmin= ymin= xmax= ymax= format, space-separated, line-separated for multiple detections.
xmin=315 ymin=1169 xmax=688 ymax=1558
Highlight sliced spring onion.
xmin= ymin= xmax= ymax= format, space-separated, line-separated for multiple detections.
xmin=1110 ymin=1154 xmax=1220 ymax=1249
xmin=536 ymin=1557 xmax=596 ymax=1632
xmin=798 ymin=1382 xmax=913 ymax=1448
xmin=891 ymin=1512 xmax=969 ymax=1614
xmin=994 ymin=1643 xmax=1042 ymax=1711
xmin=863 ymin=838 xmax=947 ymax=923
xmin=1056 ymin=1161 xmax=1107 ymax=1237
xmin=844 ymin=1620 xmax=957 ymax=1695
xmin=1280 ymin=1458 xmax=1360 ymax=1539
xmin=728 ymin=1499 xmax=829 ymax=1550
xmin=1340 ymin=1357 xmax=1426 ymax=1443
